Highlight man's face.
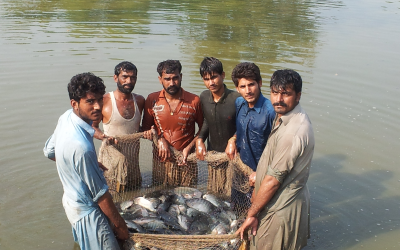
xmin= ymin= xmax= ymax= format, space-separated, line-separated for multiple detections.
xmin=202 ymin=72 xmax=225 ymax=94
xmin=270 ymin=85 xmax=301 ymax=116
xmin=115 ymin=70 xmax=137 ymax=94
xmin=158 ymin=70 xmax=182 ymax=96
xmin=236 ymin=78 xmax=262 ymax=108
xmin=71 ymin=92 xmax=103 ymax=124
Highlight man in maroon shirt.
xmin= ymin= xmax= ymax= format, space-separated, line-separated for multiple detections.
xmin=142 ymin=60 xmax=203 ymax=186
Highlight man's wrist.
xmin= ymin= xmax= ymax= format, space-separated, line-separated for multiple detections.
xmin=228 ymin=136 xmax=236 ymax=143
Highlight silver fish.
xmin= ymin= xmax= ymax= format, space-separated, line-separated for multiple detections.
xmin=120 ymin=200 xmax=134 ymax=211
xmin=186 ymin=198 xmax=216 ymax=214
xmin=134 ymin=197 xmax=157 ymax=212
xmin=173 ymin=187 xmax=202 ymax=199
xmin=186 ymin=207 xmax=201 ymax=218
xmin=125 ymin=204 xmax=149 ymax=218
xmin=133 ymin=217 xmax=167 ymax=233
xmin=177 ymin=214 xmax=191 ymax=231
xmin=125 ymin=220 xmax=145 ymax=233
xmin=230 ymin=220 xmax=238 ymax=232
xmin=157 ymin=208 xmax=183 ymax=231
xmin=189 ymin=219 xmax=210 ymax=235
xmin=171 ymin=194 xmax=186 ymax=205
xmin=211 ymin=223 xmax=228 ymax=235
xmin=202 ymin=193 xmax=226 ymax=208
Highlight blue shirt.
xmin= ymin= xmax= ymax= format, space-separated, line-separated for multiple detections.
xmin=43 ymin=109 xmax=108 ymax=224
xmin=235 ymin=93 xmax=275 ymax=171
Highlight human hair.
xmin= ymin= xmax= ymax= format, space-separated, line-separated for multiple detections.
xmin=68 ymin=72 xmax=106 ymax=102
xmin=199 ymin=57 xmax=223 ymax=77
xmin=114 ymin=61 xmax=137 ymax=76
xmin=231 ymin=62 xmax=262 ymax=87
xmin=157 ymin=60 xmax=182 ymax=76
xmin=270 ymin=69 xmax=302 ymax=94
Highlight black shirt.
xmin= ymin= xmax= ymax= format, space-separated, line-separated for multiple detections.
xmin=198 ymin=85 xmax=240 ymax=152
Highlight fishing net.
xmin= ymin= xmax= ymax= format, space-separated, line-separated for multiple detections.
xmin=98 ymin=132 xmax=254 ymax=250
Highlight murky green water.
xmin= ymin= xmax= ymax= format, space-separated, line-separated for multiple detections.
xmin=1 ymin=0 xmax=399 ymax=249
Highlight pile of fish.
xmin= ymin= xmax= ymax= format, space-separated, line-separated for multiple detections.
xmin=119 ymin=187 xmax=240 ymax=236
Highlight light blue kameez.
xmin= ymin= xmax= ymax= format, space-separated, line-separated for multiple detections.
xmin=44 ymin=109 xmax=120 ymax=250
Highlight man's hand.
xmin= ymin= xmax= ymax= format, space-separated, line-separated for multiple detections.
xmin=235 ymin=216 xmax=258 ymax=240
xmin=249 ymin=171 xmax=256 ymax=187
xmin=158 ymin=137 xmax=171 ymax=162
xmin=225 ymin=137 xmax=237 ymax=160
xmin=195 ymin=139 xmax=207 ymax=161
xmin=143 ymin=125 xmax=155 ymax=140
xmin=113 ymin=223 xmax=129 ymax=240
xmin=94 ymin=130 xmax=118 ymax=145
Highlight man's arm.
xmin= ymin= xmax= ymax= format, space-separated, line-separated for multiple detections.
xmin=97 ymin=191 xmax=129 ymax=240
xmin=44 ymin=134 xmax=56 ymax=161
xmin=92 ymin=118 xmax=106 ymax=140
xmin=225 ymin=134 xmax=237 ymax=160
xmin=236 ymin=175 xmax=280 ymax=239
xmin=196 ymin=118 xmax=209 ymax=161
xmin=180 ymin=135 xmax=198 ymax=165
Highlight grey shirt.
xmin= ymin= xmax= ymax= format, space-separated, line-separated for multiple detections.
xmin=252 ymin=103 xmax=315 ymax=250
xmin=198 ymin=85 xmax=240 ymax=152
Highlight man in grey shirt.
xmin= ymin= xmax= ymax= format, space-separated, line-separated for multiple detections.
xmin=196 ymin=57 xmax=240 ymax=194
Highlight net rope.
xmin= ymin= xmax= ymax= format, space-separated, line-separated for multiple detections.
xmin=98 ymin=132 xmax=253 ymax=250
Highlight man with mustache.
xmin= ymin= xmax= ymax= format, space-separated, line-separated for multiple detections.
xmin=236 ymin=69 xmax=314 ymax=250
xmin=92 ymin=61 xmax=145 ymax=139
xmin=142 ymin=60 xmax=203 ymax=186
xmin=227 ymin=62 xmax=275 ymax=211
xmin=92 ymin=61 xmax=145 ymax=190
xmin=195 ymin=57 xmax=241 ymax=195
xmin=44 ymin=73 xmax=129 ymax=250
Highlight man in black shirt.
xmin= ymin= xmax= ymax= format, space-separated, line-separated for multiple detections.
xmin=196 ymin=57 xmax=240 ymax=195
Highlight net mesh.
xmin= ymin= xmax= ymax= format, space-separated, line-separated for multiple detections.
xmin=98 ymin=132 xmax=253 ymax=250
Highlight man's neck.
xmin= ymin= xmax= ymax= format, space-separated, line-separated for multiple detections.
xmin=247 ymin=95 xmax=260 ymax=109
xmin=114 ymin=90 xmax=133 ymax=101
xmin=211 ymin=85 xmax=225 ymax=102
xmin=164 ymin=88 xmax=182 ymax=101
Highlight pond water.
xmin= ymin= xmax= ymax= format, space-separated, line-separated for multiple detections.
xmin=1 ymin=0 xmax=399 ymax=249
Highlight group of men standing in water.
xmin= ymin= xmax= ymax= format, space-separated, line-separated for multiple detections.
xmin=44 ymin=57 xmax=314 ymax=250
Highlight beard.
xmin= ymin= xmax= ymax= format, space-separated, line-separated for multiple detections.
xmin=164 ymin=85 xmax=181 ymax=96
xmin=117 ymin=81 xmax=134 ymax=94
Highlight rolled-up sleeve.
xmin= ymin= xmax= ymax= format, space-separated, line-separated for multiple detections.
xmin=43 ymin=134 xmax=56 ymax=159
xmin=75 ymin=149 xmax=109 ymax=202
xmin=268 ymin=135 xmax=303 ymax=183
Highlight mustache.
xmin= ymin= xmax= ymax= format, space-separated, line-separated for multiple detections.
xmin=167 ymin=86 xmax=178 ymax=91
xmin=273 ymin=102 xmax=287 ymax=107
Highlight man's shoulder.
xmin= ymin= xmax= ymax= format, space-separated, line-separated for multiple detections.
xmin=260 ymin=96 xmax=275 ymax=112
xmin=200 ymin=89 xmax=211 ymax=99
xmin=182 ymin=89 xmax=201 ymax=103
xmin=146 ymin=91 xmax=162 ymax=100
xmin=226 ymin=89 xmax=241 ymax=100
xmin=235 ymin=96 xmax=245 ymax=106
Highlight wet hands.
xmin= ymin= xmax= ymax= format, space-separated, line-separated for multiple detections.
xmin=143 ymin=125 xmax=156 ymax=140
xmin=225 ymin=136 xmax=237 ymax=160
xmin=195 ymin=139 xmax=207 ymax=161
xmin=158 ymin=137 xmax=171 ymax=162
xmin=249 ymin=172 xmax=256 ymax=187
xmin=236 ymin=216 xmax=258 ymax=240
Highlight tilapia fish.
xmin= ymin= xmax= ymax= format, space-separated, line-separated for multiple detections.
xmin=118 ymin=187 xmax=240 ymax=236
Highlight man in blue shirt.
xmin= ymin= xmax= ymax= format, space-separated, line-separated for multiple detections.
xmin=226 ymin=62 xmax=275 ymax=211
xmin=43 ymin=73 xmax=129 ymax=250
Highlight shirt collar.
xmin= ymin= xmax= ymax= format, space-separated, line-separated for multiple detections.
xmin=280 ymin=103 xmax=302 ymax=126
xmin=70 ymin=109 xmax=95 ymax=137
xmin=252 ymin=93 xmax=266 ymax=114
